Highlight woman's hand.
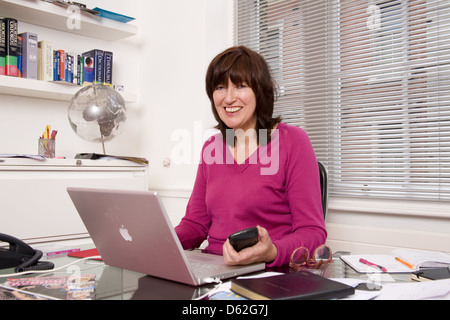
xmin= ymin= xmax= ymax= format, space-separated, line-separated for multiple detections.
xmin=223 ymin=226 xmax=277 ymax=265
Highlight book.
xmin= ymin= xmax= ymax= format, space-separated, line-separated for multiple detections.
xmin=38 ymin=40 xmax=53 ymax=81
xmin=231 ymin=271 xmax=355 ymax=300
xmin=392 ymin=248 xmax=450 ymax=269
xmin=103 ymin=50 xmax=113 ymax=86
xmin=53 ymin=50 xmax=60 ymax=81
xmin=341 ymin=249 xmax=450 ymax=273
xmin=65 ymin=52 xmax=73 ymax=83
xmin=5 ymin=18 xmax=18 ymax=77
xmin=412 ymin=267 xmax=450 ymax=282
xmin=56 ymin=49 xmax=65 ymax=81
xmin=19 ymin=32 xmax=38 ymax=79
xmin=0 ymin=19 xmax=5 ymax=75
xmin=16 ymin=34 xmax=22 ymax=77
xmin=82 ymin=49 xmax=103 ymax=85
xmin=76 ymin=54 xmax=84 ymax=85
xmin=92 ymin=7 xmax=135 ymax=23
xmin=66 ymin=51 xmax=79 ymax=84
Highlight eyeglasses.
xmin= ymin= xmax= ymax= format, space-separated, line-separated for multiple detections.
xmin=289 ymin=245 xmax=333 ymax=270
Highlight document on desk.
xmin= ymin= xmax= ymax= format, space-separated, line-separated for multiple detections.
xmin=340 ymin=254 xmax=412 ymax=273
xmin=341 ymin=249 xmax=450 ymax=273
xmin=375 ymin=279 xmax=450 ymax=300
xmin=333 ymin=278 xmax=450 ymax=300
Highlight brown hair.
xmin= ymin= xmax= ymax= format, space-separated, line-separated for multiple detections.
xmin=205 ymin=46 xmax=281 ymax=144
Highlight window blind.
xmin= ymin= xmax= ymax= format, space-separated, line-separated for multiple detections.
xmin=235 ymin=0 xmax=450 ymax=202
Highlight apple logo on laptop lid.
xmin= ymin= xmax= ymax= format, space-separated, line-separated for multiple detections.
xmin=119 ymin=225 xmax=133 ymax=242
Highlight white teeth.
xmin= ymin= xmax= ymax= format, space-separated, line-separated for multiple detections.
xmin=225 ymin=107 xmax=242 ymax=113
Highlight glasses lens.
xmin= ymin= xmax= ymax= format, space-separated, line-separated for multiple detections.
xmin=291 ymin=247 xmax=309 ymax=266
xmin=315 ymin=245 xmax=332 ymax=261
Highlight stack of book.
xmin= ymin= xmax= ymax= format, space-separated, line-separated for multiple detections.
xmin=0 ymin=17 xmax=113 ymax=87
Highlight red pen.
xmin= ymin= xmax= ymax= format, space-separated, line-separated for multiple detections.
xmin=359 ymin=258 xmax=387 ymax=272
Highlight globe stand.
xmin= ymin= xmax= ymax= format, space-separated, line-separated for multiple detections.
xmin=100 ymin=134 xmax=106 ymax=154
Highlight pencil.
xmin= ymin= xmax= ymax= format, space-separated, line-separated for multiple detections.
xmin=395 ymin=257 xmax=415 ymax=270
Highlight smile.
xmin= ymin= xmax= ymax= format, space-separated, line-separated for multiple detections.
xmin=225 ymin=107 xmax=243 ymax=113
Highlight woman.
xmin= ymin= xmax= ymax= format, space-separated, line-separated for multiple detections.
xmin=175 ymin=46 xmax=326 ymax=267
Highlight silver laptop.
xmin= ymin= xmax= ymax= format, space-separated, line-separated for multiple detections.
xmin=67 ymin=187 xmax=265 ymax=286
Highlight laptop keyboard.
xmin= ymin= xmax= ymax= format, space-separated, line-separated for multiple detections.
xmin=190 ymin=262 xmax=224 ymax=272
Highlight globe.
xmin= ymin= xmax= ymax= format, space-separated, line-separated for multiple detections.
xmin=68 ymin=84 xmax=127 ymax=153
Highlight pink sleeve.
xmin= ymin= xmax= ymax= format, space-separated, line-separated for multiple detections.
xmin=174 ymin=161 xmax=211 ymax=250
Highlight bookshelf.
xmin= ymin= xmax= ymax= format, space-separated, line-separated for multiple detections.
xmin=0 ymin=0 xmax=137 ymax=41
xmin=0 ymin=0 xmax=138 ymax=103
xmin=0 ymin=76 xmax=137 ymax=102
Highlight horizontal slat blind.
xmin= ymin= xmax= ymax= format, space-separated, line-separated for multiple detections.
xmin=235 ymin=0 xmax=450 ymax=201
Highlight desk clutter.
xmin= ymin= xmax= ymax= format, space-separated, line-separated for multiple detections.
xmin=207 ymin=248 xmax=450 ymax=300
xmin=1 ymin=238 xmax=449 ymax=300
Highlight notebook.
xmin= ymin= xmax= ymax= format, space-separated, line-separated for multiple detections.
xmin=66 ymin=187 xmax=265 ymax=286
xmin=231 ymin=270 xmax=355 ymax=300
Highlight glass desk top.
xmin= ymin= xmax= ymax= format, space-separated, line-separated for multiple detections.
xmin=0 ymin=248 xmax=413 ymax=300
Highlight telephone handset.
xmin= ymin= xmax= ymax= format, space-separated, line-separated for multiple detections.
xmin=0 ymin=233 xmax=54 ymax=273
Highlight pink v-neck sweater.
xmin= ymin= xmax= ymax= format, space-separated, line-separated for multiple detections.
xmin=175 ymin=123 xmax=327 ymax=267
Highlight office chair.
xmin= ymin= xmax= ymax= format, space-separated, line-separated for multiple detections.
xmin=318 ymin=161 xmax=328 ymax=219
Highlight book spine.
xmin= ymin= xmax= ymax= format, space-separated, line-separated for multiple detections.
xmin=38 ymin=40 xmax=53 ymax=81
xmin=77 ymin=54 xmax=84 ymax=85
xmin=82 ymin=49 xmax=103 ymax=86
xmin=82 ymin=50 xmax=94 ymax=85
xmin=96 ymin=50 xmax=103 ymax=84
xmin=64 ymin=52 xmax=69 ymax=82
xmin=5 ymin=18 xmax=18 ymax=77
xmin=103 ymin=51 xmax=113 ymax=87
xmin=70 ymin=54 xmax=75 ymax=84
xmin=17 ymin=35 xmax=22 ymax=77
xmin=53 ymin=50 xmax=60 ymax=81
xmin=57 ymin=49 xmax=64 ymax=81
xmin=19 ymin=32 xmax=38 ymax=79
xmin=0 ymin=19 xmax=5 ymax=75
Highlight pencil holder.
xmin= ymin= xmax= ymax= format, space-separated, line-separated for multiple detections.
xmin=38 ymin=138 xmax=56 ymax=158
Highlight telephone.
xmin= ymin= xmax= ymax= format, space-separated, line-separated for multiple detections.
xmin=0 ymin=233 xmax=54 ymax=273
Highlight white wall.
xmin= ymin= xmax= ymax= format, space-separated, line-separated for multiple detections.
xmin=138 ymin=0 xmax=233 ymax=191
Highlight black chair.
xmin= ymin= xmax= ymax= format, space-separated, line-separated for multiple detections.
xmin=318 ymin=161 xmax=328 ymax=219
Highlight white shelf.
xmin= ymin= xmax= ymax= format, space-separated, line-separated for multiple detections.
xmin=0 ymin=76 xmax=137 ymax=103
xmin=0 ymin=0 xmax=137 ymax=41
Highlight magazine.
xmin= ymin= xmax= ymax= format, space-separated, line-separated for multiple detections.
xmin=2 ymin=274 xmax=96 ymax=300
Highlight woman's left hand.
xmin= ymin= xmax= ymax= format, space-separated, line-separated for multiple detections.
xmin=223 ymin=225 xmax=277 ymax=265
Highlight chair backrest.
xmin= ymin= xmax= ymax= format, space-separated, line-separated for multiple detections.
xmin=318 ymin=161 xmax=328 ymax=219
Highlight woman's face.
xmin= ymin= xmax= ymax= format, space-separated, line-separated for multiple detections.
xmin=213 ymin=78 xmax=257 ymax=132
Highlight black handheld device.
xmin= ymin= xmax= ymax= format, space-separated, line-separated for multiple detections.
xmin=228 ymin=227 xmax=259 ymax=252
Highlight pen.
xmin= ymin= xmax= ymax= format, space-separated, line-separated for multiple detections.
xmin=359 ymin=258 xmax=387 ymax=272
xmin=395 ymin=257 xmax=415 ymax=270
